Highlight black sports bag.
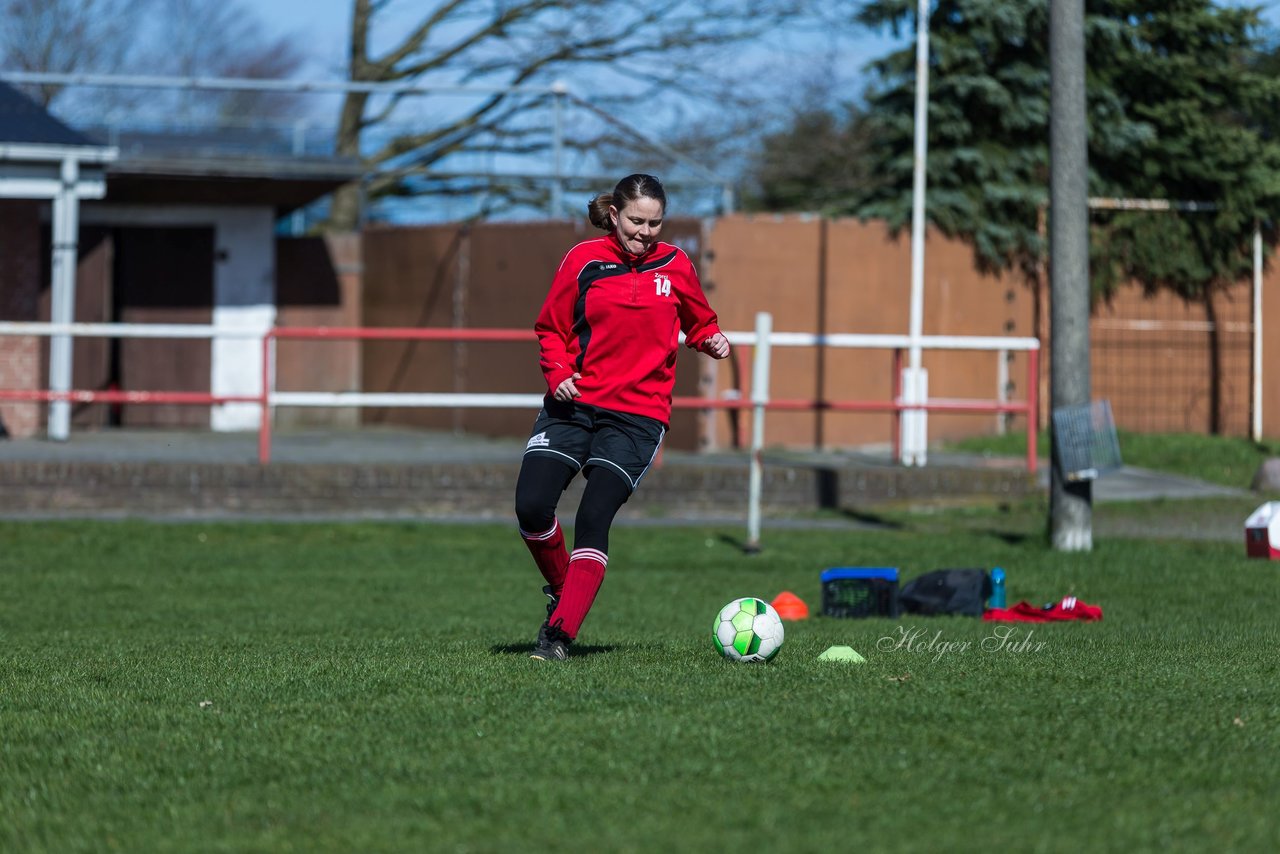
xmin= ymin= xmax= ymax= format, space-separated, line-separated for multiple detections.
xmin=898 ymin=569 xmax=992 ymax=617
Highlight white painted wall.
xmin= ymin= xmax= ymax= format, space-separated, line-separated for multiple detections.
xmin=80 ymin=204 xmax=276 ymax=431
xmin=207 ymin=208 xmax=275 ymax=430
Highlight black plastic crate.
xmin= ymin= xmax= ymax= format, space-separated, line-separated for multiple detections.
xmin=821 ymin=567 xmax=900 ymax=618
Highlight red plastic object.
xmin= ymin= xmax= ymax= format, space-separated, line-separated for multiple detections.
xmin=771 ymin=590 xmax=810 ymax=620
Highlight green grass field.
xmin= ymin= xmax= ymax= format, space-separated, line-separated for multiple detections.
xmin=2 ymin=512 xmax=1278 ymax=852
xmin=945 ymin=429 xmax=1278 ymax=490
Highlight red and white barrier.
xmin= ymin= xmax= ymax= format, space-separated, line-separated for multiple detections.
xmin=0 ymin=318 xmax=1041 ymax=508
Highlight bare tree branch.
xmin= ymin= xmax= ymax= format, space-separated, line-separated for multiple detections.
xmin=0 ymin=0 xmax=151 ymax=105
xmin=0 ymin=0 xmax=307 ymax=119
xmin=326 ymin=0 xmax=823 ymax=229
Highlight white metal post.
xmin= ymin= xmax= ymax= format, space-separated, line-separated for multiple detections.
xmin=48 ymin=156 xmax=80 ymax=441
xmin=1253 ymin=225 xmax=1264 ymax=442
xmin=997 ymin=348 xmax=1009 ymax=435
xmin=266 ymin=332 xmax=277 ymax=441
xmin=902 ymin=0 xmax=931 ymax=466
xmin=745 ymin=311 xmax=772 ymax=553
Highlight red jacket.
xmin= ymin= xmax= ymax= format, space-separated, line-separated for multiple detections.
xmin=535 ymin=232 xmax=722 ymax=425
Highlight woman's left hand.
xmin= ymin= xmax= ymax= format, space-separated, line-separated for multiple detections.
xmin=700 ymin=333 xmax=730 ymax=360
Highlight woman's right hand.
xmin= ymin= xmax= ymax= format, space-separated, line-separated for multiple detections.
xmin=554 ymin=373 xmax=582 ymax=401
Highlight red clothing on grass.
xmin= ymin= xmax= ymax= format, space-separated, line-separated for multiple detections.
xmin=983 ymin=596 xmax=1103 ymax=622
xmin=535 ymin=232 xmax=721 ymax=425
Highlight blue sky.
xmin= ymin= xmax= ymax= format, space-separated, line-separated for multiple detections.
xmin=248 ymin=1 xmax=901 ymax=219
xmin=245 ymin=1 xmax=1280 ymax=221
xmin=252 ymin=1 xmax=1280 ymax=111
xmin=254 ymin=0 xmax=352 ymax=77
xmin=250 ymin=1 xmax=905 ymax=167
xmin=253 ymin=1 xmax=901 ymax=93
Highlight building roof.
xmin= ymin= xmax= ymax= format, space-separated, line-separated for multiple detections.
xmin=0 ymin=81 xmax=358 ymax=213
xmin=0 ymin=81 xmax=102 ymax=147
xmin=103 ymin=152 xmax=362 ymax=214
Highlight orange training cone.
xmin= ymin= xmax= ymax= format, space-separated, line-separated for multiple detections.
xmin=771 ymin=590 xmax=809 ymax=621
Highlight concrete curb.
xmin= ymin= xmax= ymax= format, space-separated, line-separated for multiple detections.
xmin=0 ymin=456 xmax=1037 ymax=520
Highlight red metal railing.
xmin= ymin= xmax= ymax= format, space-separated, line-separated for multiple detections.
xmin=259 ymin=325 xmax=1039 ymax=471
xmin=0 ymin=322 xmax=1039 ymax=474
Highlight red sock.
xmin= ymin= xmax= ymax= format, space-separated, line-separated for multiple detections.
xmin=520 ymin=519 xmax=569 ymax=594
xmin=549 ymin=548 xmax=608 ymax=639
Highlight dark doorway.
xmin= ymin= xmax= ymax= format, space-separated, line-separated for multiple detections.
xmin=40 ymin=224 xmax=216 ymax=428
xmin=113 ymin=226 xmax=215 ymax=427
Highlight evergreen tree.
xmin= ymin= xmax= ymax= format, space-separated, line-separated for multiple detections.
xmin=848 ymin=0 xmax=1280 ymax=297
xmin=743 ymin=103 xmax=882 ymax=213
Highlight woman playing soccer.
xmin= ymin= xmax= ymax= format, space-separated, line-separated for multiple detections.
xmin=515 ymin=173 xmax=730 ymax=661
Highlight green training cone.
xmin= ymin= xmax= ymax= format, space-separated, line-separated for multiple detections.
xmin=818 ymin=645 xmax=866 ymax=663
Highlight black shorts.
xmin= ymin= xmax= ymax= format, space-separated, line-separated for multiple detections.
xmin=523 ymin=397 xmax=666 ymax=492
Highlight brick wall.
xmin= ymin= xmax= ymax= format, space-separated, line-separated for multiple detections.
xmin=356 ymin=214 xmax=1268 ymax=447
xmin=1092 ymin=287 xmax=1252 ymax=435
xmin=0 ymin=200 xmax=42 ymax=437
xmin=2 ymin=205 xmax=1269 ymax=444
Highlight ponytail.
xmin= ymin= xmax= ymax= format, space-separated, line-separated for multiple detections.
xmin=587 ymin=192 xmax=614 ymax=231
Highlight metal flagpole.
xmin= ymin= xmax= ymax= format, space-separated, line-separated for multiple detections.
xmin=1254 ymin=224 xmax=1264 ymax=442
xmin=903 ymin=0 xmax=931 ymax=466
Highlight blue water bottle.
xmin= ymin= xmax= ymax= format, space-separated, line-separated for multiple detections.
xmin=989 ymin=567 xmax=1007 ymax=609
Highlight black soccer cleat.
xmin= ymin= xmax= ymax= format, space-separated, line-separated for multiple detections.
xmin=530 ymin=621 xmax=572 ymax=661
xmin=535 ymin=585 xmax=560 ymax=646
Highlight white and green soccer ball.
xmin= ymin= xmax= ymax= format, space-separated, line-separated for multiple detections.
xmin=712 ymin=597 xmax=785 ymax=663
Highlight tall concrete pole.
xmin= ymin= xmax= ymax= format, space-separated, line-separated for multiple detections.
xmin=1049 ymin=0 xmax=1092 ymax=550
